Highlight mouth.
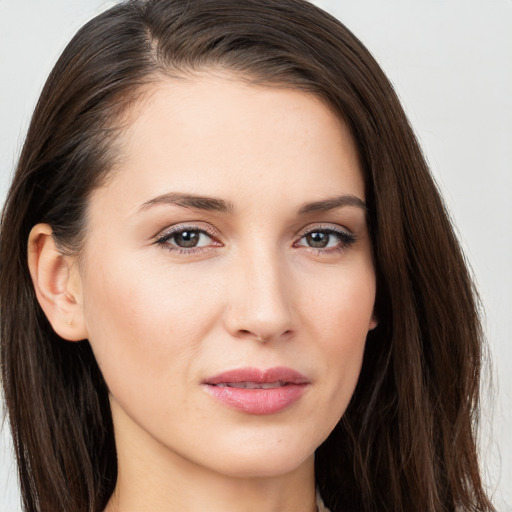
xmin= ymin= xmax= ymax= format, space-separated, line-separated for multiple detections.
xmin=203 ymin=366 xmax=310 ymax=415
xmin=214 ymin=381 xmax=289 ymax=389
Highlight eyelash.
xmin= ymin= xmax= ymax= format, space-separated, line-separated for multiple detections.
xmin=293 ymin=225 xmax=357 ymax=254
xmin=154 ymin=224 xmax=357 ymax=255
xmin=154 ymin=225 xmax=220 ymax=255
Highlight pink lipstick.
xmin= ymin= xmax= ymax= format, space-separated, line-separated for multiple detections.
xmin=203 ymin=366 xmax=309 ymax=415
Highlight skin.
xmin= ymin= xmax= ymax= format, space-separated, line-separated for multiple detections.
xmin=29 ymin=74 xmax=376 ymax=512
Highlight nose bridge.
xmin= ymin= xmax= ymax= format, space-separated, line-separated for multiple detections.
xmin=225 ymin=242 xmax=293 ymax=341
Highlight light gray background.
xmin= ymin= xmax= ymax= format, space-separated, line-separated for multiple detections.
xmin=1 ymin=1 xmax=511 ymax=510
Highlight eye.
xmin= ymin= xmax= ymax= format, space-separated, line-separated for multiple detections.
xmin=155 ymin=226 xmax=220 ymax=253
xmin=169 ymin=229 xmax=209 ymax=248
xmin=294 ymin=226 xmax=356 ymax=253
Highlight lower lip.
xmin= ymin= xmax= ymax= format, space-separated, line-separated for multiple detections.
xmin=204 ymin=384 xmax=308 ymax=415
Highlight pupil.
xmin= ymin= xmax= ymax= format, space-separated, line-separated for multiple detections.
xmin=307 ymin=232 xmax=329 ymax=248
xmin=175 ymin=231 xmax=199 ymax=248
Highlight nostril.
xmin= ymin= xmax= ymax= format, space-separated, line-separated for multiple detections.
xmin=236 ymin=329 xmax=293 ymax=343
xmin=241 ymin=330 xmax=270 ymax=342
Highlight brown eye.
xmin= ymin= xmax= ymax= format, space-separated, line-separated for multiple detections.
xmin=305 ymin=231 xmax=330 ymax=248
xmin=173 ymin=230 xmax=202 ymax=248
xmin=156 ymin=227 xmax=217 ymax=252
xmin=295 ymin=227 xmax=357 ymax=252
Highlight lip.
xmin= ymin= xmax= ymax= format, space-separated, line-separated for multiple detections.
xmin=202 ymin=366 xmax=310 ymax=415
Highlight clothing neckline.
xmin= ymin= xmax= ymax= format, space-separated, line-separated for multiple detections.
xmin=316 ymin=490 xmax=331 ymax=512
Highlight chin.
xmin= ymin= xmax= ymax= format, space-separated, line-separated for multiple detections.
xmin=215 ymin=454 xmax=313 ymax=480
xmin=194 ymin=430 xmax=318 ymax=479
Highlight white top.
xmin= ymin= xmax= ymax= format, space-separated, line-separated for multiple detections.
xmin=316 ymin=491 xmax=331 ymax=512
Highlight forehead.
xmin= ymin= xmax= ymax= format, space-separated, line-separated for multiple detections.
xmin=91 ymin=73 xmax=364 ymax=217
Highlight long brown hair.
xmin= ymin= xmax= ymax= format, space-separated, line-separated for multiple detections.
xmin=0 ymin=1 xmax=494 ymax=511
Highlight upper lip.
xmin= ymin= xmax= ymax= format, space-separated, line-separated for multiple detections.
xmin=203 ymin=366 xmax=309 ymax=386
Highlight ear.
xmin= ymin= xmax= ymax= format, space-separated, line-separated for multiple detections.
xmin=27 ymin=224 xmax=88 ymax=341
xmin=369 ymin=313 xmax=378 ymax=331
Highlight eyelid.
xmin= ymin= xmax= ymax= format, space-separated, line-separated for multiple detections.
xmin=296 ymin=223 xmax=355 ymax=239
xmin=153 ymin=223 xmax=223 ymax=255
xmin=154 ymin=222 xmax=218 ymax=241
xmin=152 ymin=221 xmax=357 ymax=254
xmin=293 ymin=223 xmax=358 ymax=253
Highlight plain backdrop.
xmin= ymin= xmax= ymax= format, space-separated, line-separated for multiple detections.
xmin=1 ymin=1 xmax=511 ymax=510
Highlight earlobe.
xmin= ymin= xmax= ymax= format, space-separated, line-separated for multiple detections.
xmin=369 ymin=314 xmax=378 ymax=331
xmin=27 ymin=224 xmax=88 ymax=341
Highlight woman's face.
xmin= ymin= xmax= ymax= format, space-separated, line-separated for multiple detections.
xmin=75 ymin=74 xmax=376 ymax=478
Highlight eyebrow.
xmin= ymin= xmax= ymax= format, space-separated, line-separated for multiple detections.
xmin=297 ymin=194 xmax=367 ymax=215
xmin=139 ymin=192 xmax=366 ymax=215
xmin=139 ymin=192 xmax=235 ymax=213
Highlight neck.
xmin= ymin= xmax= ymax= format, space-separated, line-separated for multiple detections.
xmin=104 ymin=400 xmax=317 ymax=512
xmin=107 ymin=467 xmax=317 ymax=512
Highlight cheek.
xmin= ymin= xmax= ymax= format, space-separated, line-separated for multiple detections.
xmin=80 ymin=237 xmax=374 ymax=428
xmin=79 ymin=250 xmax=222 ymax=398
xmin=300 ymin=256 xmax=375 ymax=344
xmin=300 ymin=263 xmax=375 ymax=407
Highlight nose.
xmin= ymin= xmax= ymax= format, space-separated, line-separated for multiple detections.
xmin=223 ymin=247 xmax=294 ymax=343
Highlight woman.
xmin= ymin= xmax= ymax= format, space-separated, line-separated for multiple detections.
xmin=0 ymin=0 xmax=495 ymax=511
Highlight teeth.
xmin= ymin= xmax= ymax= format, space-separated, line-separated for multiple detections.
xmin=215 ymin=381 xmax=285 ymax=389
